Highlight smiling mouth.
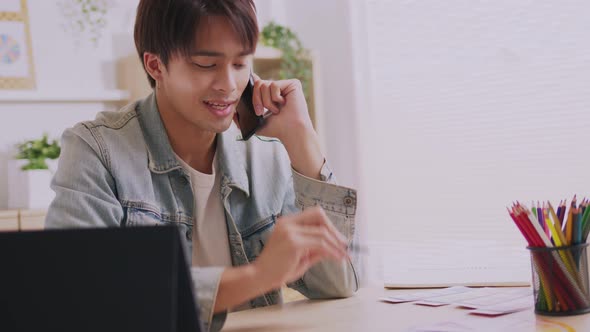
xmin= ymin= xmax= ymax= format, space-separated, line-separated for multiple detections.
xmin=203 ymin=100 xmax=235 ymax=110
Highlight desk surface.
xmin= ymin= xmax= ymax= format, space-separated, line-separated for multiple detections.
xmin=223 ymin=287 xmax=590 ymax=331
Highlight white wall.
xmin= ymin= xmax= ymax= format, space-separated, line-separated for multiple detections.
xmin=255 ymin=0 xmax=362 ymax=190
xmin=0 ymin=0 xmax=140 ymax=208
xmin=362 ymin=0 xmax=590 ymax=246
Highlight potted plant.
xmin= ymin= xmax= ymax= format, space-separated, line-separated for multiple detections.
xmin=58 ymin=0 xmax=113 ymax=47
xmin=259 ymin=21 xmax=312 ymax=101
xmin=256 ymin=21 xmax=324 ymax=132
xmin=7 ymin=134 xmax=61 ymax=209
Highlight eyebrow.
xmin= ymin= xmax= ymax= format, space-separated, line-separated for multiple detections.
xmin=191 ymin=49 xmax=253 ymax=57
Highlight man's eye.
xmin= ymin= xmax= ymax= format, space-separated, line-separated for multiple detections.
xmin=234 ymin=63 xmax=246 ymax=69
xmin=193 ymin=63 xmax=215 ymax=69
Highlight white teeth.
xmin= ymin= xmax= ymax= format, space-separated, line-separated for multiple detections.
xmin=205 ymin=101 xmax=230 ymax=109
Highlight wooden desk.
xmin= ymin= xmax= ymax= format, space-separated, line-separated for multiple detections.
xmin=223 ymin=287 xmax=590 ymax=331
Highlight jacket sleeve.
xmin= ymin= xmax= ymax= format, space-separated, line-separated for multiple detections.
xmin=283 ymin=161 xmax=360 ymax=299
xmin=45 ymin=126 xmax=227 ymax=332
xmin=45 ymin=125 xmax=123 ymax=229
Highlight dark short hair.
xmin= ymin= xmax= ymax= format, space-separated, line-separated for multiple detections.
xmin=134 ymin=0 xmax=259 ymax=88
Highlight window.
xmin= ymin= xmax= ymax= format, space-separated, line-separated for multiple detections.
xmin=362 ymin=0 xmax=590 ymax=246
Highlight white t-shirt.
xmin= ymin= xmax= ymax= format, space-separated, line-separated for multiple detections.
xmin=175 ymin=153 xmax=232 ymax=268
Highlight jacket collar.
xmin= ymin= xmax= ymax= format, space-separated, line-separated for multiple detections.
xmin=136 ymin=93 xmax=250 ymax=196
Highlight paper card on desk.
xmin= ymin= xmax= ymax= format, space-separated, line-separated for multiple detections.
xmin=469 ymin=295 xmax=533 ymax=316
xmin=380 ymin=286 xmax=470 ymax=303
xmin=456 ymin=288 xmax=532 ymax=309
xmin=414 ymin=288 xmax=499 ymax=307
xmin=413 ymin=301 xmax=448 ymax=307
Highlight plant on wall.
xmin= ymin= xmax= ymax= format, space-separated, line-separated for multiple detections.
xmin=15 ymin=134 xmax=61 ymax=171
xmin=58 ymin=0 xmax=113 ymax=47
xmin=260 ymin=21 xmax=312 ymax=101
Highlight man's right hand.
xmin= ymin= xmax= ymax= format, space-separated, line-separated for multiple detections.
xmin=252 ymin=206 xmax=349 ymax=289
xmin=213 ymin=206 xmax=348 ymax=313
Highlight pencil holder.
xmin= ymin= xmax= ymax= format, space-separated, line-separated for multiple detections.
xmin=528 ymin=243 xmax=590 ymax=316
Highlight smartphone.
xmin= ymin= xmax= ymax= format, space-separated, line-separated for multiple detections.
xmin=235 ymin=75 xmax=264 ymax=140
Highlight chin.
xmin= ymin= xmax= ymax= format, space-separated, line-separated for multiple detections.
xmin=207 ymin=117 xmax=235 ymax=134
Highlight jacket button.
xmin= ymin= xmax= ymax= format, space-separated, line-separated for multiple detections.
xmin=343 ymin=196 xmax=355 ymax=207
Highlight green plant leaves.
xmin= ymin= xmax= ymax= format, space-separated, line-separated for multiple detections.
xmin=15 ymin=134 xmax=61 ymax=171
xmin=260 ymin=22 xmax=312 ymax=102
xmin=58 ymin=0 xmax=111 ymax=47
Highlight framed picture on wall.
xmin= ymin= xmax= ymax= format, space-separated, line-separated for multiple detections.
xmin=0 ymin=0 xmax=35 ymax=89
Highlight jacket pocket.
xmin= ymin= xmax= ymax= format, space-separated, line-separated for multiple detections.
xmin=125 ymin=207 xmax=164 ymax=226
xmin=123 ymin=205 xmax=194 ymax=246
xmin=122 ymin=201 xmax=192 ymax=227
xmin=241 ymin=214 xmax=277 ymax=262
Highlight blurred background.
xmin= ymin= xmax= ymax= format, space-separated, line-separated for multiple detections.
xmin=1 ymin=0 xmax=590 ymax=287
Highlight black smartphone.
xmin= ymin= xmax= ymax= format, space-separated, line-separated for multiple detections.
xmin=235 ymin=75 xmax=263 ymax=140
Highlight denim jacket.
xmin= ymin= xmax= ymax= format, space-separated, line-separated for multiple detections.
xmin=45 ymin=93 xmax=359 ymax=331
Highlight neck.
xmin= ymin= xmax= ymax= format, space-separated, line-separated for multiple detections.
xmin=156 ymin=90 xmax=217 ymax=174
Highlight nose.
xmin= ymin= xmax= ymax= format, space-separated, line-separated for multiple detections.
xmin=212 ymin=66 xmax=238 ymax=94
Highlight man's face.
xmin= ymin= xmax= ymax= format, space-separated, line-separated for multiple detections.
xmin=159 ymin=16 xmax=253 ymax=133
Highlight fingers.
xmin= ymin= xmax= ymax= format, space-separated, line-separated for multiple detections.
xmin=296 ymin=207 xmax=348 ymax=244
xmin=251 ymin=79 xmax=264 ymax=116
xmin=251 ymin=77 xmax=285 ymax=116
xmin=293 ymin=208 xmax=348 ymax=261
xmin=304 ymin=252 xmax=326 ymax=267
xmin=269 ymin=82 xmax=285 ymax=106
xmin=299 ymin=228 xmax=347 ymax=259
xmin=297 ymin=236 xmax=344 ymax=262
xmin=260 ymin=82 xmax=277 ymax=113
xmin=291 ymin=249 xmax=338 ymax=281
xmin=282 ymin=207 xmax=348 ymax=254
xmin=290 ymin=252 xmax=324 ymax=279
xmin=294 ymin=206 xmax=326 ymax=226
xmin=260 ymin=82 xmax=282 ymax=114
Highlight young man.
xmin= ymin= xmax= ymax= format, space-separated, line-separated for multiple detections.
xmin=45 ymin=0 xmax=359 ymax=331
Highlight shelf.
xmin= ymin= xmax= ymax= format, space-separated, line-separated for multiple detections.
xmin=254 ymin=45 xmax=282 ymax=59
xmin=0 ymin=89 xmax=130 ymax=103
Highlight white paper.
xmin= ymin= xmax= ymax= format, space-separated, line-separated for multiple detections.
xmin=415 ymin=288 xmax=499 ymax=306
xmin=470 ymin=295 xmax=534 ymax=316
xmin=456 ymin=288 xmax=532 ymax=309
xmin=380 ymin=286 xmax=471 ymax=303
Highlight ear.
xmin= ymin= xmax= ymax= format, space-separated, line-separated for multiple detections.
xmin=143 ymin=52 xmax=165 ymax=84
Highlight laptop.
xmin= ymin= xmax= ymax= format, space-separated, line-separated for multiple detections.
xmin=0 ymin=225 xmax=202 ymax=332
